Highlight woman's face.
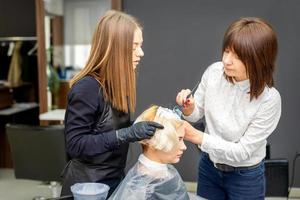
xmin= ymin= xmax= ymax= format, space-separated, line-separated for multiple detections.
xmin=222 ymin=48 xmax=248 ymax=81
xmin=155 ymin=131 xmax=187 ymax=164
xmin=132 ymin=28 xmax=144 ymax=70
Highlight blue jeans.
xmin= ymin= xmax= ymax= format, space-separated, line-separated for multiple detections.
xmin=197 ymin=152 xmax=265 ymax=200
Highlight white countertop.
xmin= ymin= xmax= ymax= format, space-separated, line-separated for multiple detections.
xmin=0 ymin=103 xmax=39 ymax=116
xmin=39 ymin=109 xmax=66 ymax=121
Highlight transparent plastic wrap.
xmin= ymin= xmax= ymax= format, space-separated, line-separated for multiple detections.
xmin=109 ymin=159 xmax=198 ymax=200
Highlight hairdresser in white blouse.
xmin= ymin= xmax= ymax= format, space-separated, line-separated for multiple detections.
xmin=176 ymin=17 xmax=281 ymax=200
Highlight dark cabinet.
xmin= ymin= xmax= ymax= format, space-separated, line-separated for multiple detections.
xmin=0 ymin=83 xmax=39 ymax=168
xmin=0 ymin=86 xmax=13 ymax=109
xmin=0 ymin=103 xmax=39 ymax=168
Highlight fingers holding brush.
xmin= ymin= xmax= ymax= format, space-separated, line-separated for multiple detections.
xmin=176 ymin=89 xmax=195 ymax=115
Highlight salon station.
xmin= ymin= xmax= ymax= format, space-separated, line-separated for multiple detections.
xmin=0 ymin=0 xmax=300 ymax=199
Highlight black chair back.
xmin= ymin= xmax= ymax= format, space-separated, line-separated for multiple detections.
xmin=6 ymin=124 xmax=67 ymax=182
xmin=265 ymin=159 xmax=289 ymax=197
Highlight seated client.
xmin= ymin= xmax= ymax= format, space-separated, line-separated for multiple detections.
xmin=109 ymin=105 xmax=190 ymax=200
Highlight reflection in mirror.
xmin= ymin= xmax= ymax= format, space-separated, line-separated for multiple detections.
xmin=43 ymin=0 xmax=111 ymax=109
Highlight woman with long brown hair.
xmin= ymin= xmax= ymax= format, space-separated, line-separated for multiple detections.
xmin=61 ymin=10 xmax=163 ymax=198
xmin=176 ymin=17 xmax=281 ymax=199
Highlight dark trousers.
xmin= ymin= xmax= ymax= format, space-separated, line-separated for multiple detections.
xmin=197 ymin=152 xmax=265 ymax=200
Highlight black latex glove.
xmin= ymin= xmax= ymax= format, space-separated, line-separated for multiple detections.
xmin=116 ymin=121 xmax=164 ymax=144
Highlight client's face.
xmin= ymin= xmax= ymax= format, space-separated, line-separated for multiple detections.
xmin=156 ymin=131 xmax=187 ymax=164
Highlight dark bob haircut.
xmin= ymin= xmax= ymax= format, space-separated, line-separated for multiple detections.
xmin=222 ymin=17 xmax=278 ymax=100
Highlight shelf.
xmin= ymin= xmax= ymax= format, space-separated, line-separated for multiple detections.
xmin=0 ymin=37 xmax=37 ymax=42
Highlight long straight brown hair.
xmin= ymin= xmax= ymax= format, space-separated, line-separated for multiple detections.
xmin=70 ymin=10 xmax=141 ymax=113
xmin=222 ymin=17 xmax=278 ymax=101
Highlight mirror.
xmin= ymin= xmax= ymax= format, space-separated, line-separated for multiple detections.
xmin=35 ymin=0 xmax=122 ymax=113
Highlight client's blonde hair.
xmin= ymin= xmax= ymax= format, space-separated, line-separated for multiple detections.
xmin=135 ymin=105 xmax=183 ymax=152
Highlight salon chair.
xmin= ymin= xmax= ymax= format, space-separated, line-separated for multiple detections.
xmin=264 ymin=142 xmax=289 ymax=198
xmin=265 ymin=158 xmax=289 ymax=197
xmin=6 ymin=124 xmax=67 ymax=182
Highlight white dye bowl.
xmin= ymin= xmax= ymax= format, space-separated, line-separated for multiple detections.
xmin=71 ymin=183 xmax=110 ymax=200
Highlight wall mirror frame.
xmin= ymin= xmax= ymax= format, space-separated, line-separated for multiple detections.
xmin=35 ymin=0 xmax=122 ymax=114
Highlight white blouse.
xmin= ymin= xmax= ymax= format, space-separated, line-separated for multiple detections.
xmin=183 ymin=62 xmax=281 ymax=167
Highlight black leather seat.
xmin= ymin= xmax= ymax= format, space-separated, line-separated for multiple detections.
xmin=6 ymin=124 xmax=67 ymax=182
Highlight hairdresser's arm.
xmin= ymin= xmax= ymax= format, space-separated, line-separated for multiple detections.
xmin=182 ymin=121 xmax=204 ymax=144
xmin=200 ymin=91 xmax=281 ymax=163
xmin=64 ymin=77 xmax=119 ymax=158
xmin=183 ymin=90 xmax=281 ymax=163
xmin=176 ymin=66 xmax=211 ymax=122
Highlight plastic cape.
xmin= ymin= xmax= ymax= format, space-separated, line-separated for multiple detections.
xmin=109 ymin=159 xmax=189 ymax=200
xmin=109 ymin=157 xmax=205 ymax=200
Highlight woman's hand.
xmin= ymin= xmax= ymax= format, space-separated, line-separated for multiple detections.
xmin=116 ymin=121 xmax=164 ymax=144
xmin=180 ymin=121 xmax=203 ymax=145
xmin=176 ymin=89 xmax=195 ymax=116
